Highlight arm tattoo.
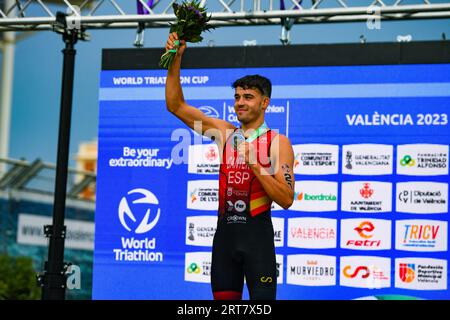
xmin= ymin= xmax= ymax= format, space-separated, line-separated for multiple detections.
xmin=282 ymin=164 xmax=294 ymax=190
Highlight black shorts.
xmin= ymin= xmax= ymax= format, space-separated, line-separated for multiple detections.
xmin=211 ymin=212 xmax=277 ymax=300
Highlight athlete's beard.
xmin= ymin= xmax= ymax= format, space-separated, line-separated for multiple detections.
xmin=237 ymin=104 xmax=262 ymax=124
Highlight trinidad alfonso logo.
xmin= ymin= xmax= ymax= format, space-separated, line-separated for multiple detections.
xmin=400 ymin=155 xmax=415 ymax=167
xmin=118 ymin=188 xmax=161 ymax=234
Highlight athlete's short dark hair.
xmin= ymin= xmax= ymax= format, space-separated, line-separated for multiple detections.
xmin=232 ymin=75 xmax=272 ymax=98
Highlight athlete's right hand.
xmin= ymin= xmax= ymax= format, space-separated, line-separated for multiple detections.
xmin=165 ymin=32 xmax=186 ymax=58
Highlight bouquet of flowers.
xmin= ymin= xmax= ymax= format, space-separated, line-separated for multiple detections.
xmin=159 ymin=0 xmax=215 ymax=69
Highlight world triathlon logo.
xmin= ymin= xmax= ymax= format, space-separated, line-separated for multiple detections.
xmin=118 ymin=188 xmax=161 ymax=234
xmin=198 ymin=106 xmax=220 ymax=118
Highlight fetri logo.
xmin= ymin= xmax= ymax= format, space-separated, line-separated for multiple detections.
xmin=354 ymin=221 xmax=375 ymax=239
xmin=118 ymin=188 xmax=160 ymax=234
xmin=400 ymin=155 xmax=415 ymax=167
xmin=399 ymin=263 xmax=415 ymax=283
xmin=341 ymin=219 xmax=391 ymax=250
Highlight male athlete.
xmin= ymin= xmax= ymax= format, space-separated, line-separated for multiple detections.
xmin=165 ymin=32 xmax=295 ymax=300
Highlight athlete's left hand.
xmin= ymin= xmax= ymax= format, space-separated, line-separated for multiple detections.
xmin=238 ymin=142 xmax=257 ymax=167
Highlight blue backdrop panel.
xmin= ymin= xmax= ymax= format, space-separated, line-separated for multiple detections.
xmin=93 ymin=63 xmax=450 ymax=300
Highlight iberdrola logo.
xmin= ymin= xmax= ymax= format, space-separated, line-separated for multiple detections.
xmin=294 ymin=192 xmax=303 ymax=201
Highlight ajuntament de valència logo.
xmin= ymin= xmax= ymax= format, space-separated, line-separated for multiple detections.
xmin=114 ymin=188 xmax=163 ymax=262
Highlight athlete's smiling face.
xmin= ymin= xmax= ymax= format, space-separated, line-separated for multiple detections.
xmin=233 ymin=86 xmax=269 ymax=125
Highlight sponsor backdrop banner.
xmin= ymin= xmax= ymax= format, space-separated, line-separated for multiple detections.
xmin=93 ymin=63 xmax=450 ymax=300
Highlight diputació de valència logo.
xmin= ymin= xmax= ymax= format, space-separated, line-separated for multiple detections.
xmin=114 ymin=188 xmax=164 ymax=262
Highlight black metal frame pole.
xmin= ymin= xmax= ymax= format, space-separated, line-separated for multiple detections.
xmin=40 ymin=30 xmax=78 ymax=300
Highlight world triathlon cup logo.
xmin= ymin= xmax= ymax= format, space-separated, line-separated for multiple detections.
xmin=118 ymin=188 xmax=161 ymax=234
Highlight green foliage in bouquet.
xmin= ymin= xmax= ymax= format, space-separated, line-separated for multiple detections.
xmin=159 ymin=0 xmax=215 ymax=69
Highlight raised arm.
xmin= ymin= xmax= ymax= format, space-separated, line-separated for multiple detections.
xmin=165 ymin=32 xmax=235 ymax=144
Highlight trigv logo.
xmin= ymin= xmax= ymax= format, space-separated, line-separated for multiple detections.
xmin=340 ymin=219 xmax=391 ymax=250
xmin=292 ymin=144 xmax=339 ymax=175
xmin=290 ymin=181 xmax=338 ymax=212
xmin=395 ymin=258 xmax=447 ymax=290
xmin=397 ymin=144 xmax=448 ymax=176
xmin=342 ymin=144 xmax=393 ymax=175
xmin=286 ymin=254 xmax=336 ymax=286
xmin=396 ymin=182 xmax=448 ymax=214
xmin=114 ymin=188 xmax=163 ymax=262
xmin=188 ymin=144 xmax=220 ymax=174
xmin=341 ymin=181 xmax=392 ymax=213
xmin=340 ymin=256 xmax=391 ymax=289
xmin=395 ymin=220 xmax=447 ymax=252
xmin=118 ymin=188 xmax=160 ymax=234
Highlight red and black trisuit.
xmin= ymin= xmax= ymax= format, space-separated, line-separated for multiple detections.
xmin=211 ymin=127 xmax=277 ymax=300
